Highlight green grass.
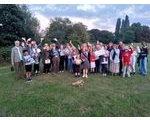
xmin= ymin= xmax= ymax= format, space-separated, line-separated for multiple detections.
xmin=0 ymin=65 xmax=150 ymax=117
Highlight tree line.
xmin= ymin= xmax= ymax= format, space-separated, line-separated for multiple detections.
xmin=0 ymin=4 xmax=150 ymax=48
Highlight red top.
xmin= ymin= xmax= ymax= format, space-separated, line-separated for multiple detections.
xmin=90 ymin=54 xmax=95 ymax=62
xmin=122 ymin=50 xmax=133 ymax=66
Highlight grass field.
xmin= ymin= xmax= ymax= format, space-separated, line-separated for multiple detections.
xmin=0 ymin=43 xmax=150 ymax=117
xmin=0 ymin=64 xmax=150 ymax=117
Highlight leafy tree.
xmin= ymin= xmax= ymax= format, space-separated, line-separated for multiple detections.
xmin=0 ymin=4 xmax=40 ymax=46
xmin=45 ymin=17 xmax=89 ymax=45
xmin=122 ymin=29 xmax=135 ymax=44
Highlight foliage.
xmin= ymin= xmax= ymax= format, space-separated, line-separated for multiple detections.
xmin=45 ymin=17 xmax=89 ymax=45
xmin=0 ymin=4 xmax=40 ymax=46
xmin=88 ymin=29 xmax=114 ymax=44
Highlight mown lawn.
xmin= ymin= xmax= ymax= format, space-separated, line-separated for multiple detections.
xmin=0 ymin=63 xmax=150 ymax=117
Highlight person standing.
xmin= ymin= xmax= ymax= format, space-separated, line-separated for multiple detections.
xmin=118 ymin=41 xmax=125 ymax=75
xmin=130 ymin=45 xmax=137 ymax=75
xmin=109 ymin=45 xmax=120 ymax=76
xmin=51 ymin=44 xmax=60 ymax=74
xmin=11 ymin=41 xmax=24 ymax=80
xmin=59 ymin=45 xmax=66 ymax=72
xmin=81 ymin=45 xmax=90 ymax=78
xmin=139 ymin=41 xmax=149 ymax=76
xmin=122 ymin=46 xmax=133 ymax=78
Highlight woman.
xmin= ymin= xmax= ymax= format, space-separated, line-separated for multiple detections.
xmin=81 ymin=44 xmax=90 ymax=78
xmin=109 ymin=44 xmax=120 ymax=76
xmin=42 ymin=45 xmax=51 ymax=74
xmin=51 ymin=44 xmax=60 ymax=74
xmin=139 ymin=41 xmax=149 ymax=76
xmin=59 ymin=45 xmax=65 ymax=72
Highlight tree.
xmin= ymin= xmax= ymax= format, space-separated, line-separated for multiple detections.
xmin=124 ymin=15 xmax=130 ymax=29
xmin=88 ymin=29 xmax=114 ymax=44
xmin=122 ymin=29 xmax=135 ymax=44
xmin=115 ymin=18 xmax=121 ymax=43
xmin=0 ymin=4 xmax=40 ymax=46
xmin=130 ymin=23 xmax=142 ymax=42
xmin=45 ymin=17 xmax=89 ymax=46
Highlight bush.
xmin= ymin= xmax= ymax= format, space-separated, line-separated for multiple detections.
xmin=0 ymin=46 xmax=11 ymax=62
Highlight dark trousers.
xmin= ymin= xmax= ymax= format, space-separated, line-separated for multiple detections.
xmin=101 ymin=64 xmax=107 ymax=74
xmin=43 ymin=63 xmax=50 ymax=73
xmin=95 ymin=59 xmax=100 ymax=73
xmin=59 ymin=56 xmax=65 ymax=71
xmin=75 ymin=64 xmax=80 ymax=73
xmin=34 ymin=64 xmax=39 ymax=72
xmin=65 ymin=56 xmax=68 ymax=70
xmin=119 ymin=59 xmax=123 ymax=74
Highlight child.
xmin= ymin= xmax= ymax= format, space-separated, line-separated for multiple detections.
xmin=74 ymin=54 xmax=82 ymax=77
xmin=33 ymin=47 xmax=41 ymax=76
xmin=90 ymin=50 xmax=96 ymax=74
xmin=101 ymin=47 xmax=109 ymax=76
xmin=23 ymin=50 xmax=35 ymax=82
xmin=122 ymin=46 xmax=133 ymax=78
xmin=130 ymin=45 xmax=137 ymax=75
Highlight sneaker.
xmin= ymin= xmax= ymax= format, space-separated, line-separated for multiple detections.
xmin=85 ymin=75 xmax=88 ymax=78
xmin=62 ymin=71 xmax=64 ymax=72
xmin=82 ymin=75 xmax=85 ymax=78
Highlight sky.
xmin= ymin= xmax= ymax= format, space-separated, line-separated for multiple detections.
xmin=27 ymin=4 xmax=150 ymax=32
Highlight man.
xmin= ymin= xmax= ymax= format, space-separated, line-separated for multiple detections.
xmin=11 ymin=41 xmax=24 ymax=80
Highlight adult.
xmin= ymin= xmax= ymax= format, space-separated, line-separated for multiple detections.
xmin=139 ymin=41 xmax=149 ymax=76
xmin=109 ymin=44 xmax=120 ymax=76
xmin=11 ymin=41 xmax=24 ymax=80
xmin=118 ymin=41 xmax=125 ymax=75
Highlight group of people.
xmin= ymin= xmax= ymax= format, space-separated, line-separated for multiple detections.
xmin=11 ymin=37 xmax=149 ymax=82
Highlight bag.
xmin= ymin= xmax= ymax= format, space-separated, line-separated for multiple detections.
xmin=11 ymin=66 xmax=14 ymax=72
xmin=45 ymin=59 xmax=51 ymax=64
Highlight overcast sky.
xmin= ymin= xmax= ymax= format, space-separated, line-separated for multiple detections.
xmin=27 ymin=4 xmax=150 ymax=32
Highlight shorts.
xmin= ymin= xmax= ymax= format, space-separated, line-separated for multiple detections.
xmin=90 ymin=62 xmax=96 ymax=68
xmin=25 ymin=65 xmax=32 ymax=72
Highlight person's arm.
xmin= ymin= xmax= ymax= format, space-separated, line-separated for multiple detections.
xmin=37 ymin=38 xmax=44 ymax=48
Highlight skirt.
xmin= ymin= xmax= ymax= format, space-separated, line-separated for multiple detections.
xmin=110 ymin=62 xmax=119 ymax=73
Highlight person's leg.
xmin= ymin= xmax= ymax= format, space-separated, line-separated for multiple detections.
xmin=127 ymin=66 xmax=130 ymax=77
xmin=14 ymin=62 xmax=20 ymax=80
xmin=28 ymin=72 xmax=32 ymax=80
xmin=19 ymin=62 xmax=24 ymax=79
xmin=43 ymin=63 xmax=46 ymax=73
xmin=85 ymin=68 xmax=88 ymax=78
xmin=122 ymin=65 xmax=127 ymax=77
xmin=56 ymin=57 xmax=60 ymax=73
xmin=143 ymin=57 xmax=148 ymax=75
xmin=37 ymin=64 xmax=40 ymax=72
xmin=65 ymin=56 xmax=68 ymax=71
xmin=34 ymin=64 xmax=36 ymax=73
xmin=59 ymin=56 xmax=62 ymax=71
xmin=83 ymin=69 xmax=85 ymax=77
xmin=132 ymin=57 xmax=136 ymax=74
xmin=119 ymin=59 xmax=123 ymax=75
xmin=62 ymin=56 xmax=65 ymax=72
xmin=26 ymin=72 xmax=28 ymax=80
xmin=95 ymin=60 xmax=99 ymax=73
xmin=139 ymin=58 xmax=143 ymax=75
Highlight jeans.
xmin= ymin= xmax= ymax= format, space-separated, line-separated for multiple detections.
xmin=122 ymin=65 xmax=130 ymax=77
xmin=130 ymin=56 xmax=136 ymax=73
xmin=139 ymin=57 xmax=148 ymax=75
xmin=68 ymin=58 xmax=73 ymax=72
